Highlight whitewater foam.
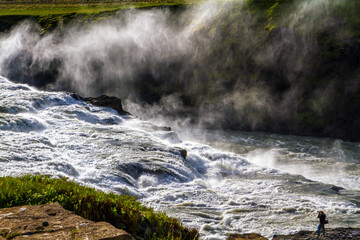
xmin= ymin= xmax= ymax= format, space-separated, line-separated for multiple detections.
xmin=0 ymin=76 xmax=359 ymax=239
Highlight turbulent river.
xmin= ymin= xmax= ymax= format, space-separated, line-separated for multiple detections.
xmin=0 ymin=76 xmax=359 ymax=239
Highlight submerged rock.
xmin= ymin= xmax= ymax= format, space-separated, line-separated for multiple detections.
xmin=0 ymin=202 xmax=134 ymax=240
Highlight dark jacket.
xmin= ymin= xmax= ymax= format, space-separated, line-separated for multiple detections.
xmin=318 ymin=213 xmax=326 ymax=224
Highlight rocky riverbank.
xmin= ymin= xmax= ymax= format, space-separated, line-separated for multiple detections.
xmin=2 ymin=202 xmax=359 ymax=240
xmin=272 ymin=228 xmax=360 ymax=240
xmin=227 ymin=228 xmax=360 ymax=240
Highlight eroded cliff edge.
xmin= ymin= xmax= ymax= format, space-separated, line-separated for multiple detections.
xmin=0 ymin=202 xmax=134 ymax=240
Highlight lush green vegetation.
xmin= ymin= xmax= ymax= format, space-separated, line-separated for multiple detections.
xmin=0 ymin=175 xmax=199 ymax=240
xmin=0 ymin=0 xmax=192 ymax=33
xmin=0 ymin=1 xmax=188 ymax=16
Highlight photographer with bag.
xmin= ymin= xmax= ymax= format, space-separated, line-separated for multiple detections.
xmin=317 ymin=210 xmax=328 ymax=237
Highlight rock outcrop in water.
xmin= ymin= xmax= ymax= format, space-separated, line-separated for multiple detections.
xmin=0 ymin=202 xmax=134 ymax=240
xmin=71 ymin=93 xmax=131 ymax=116
xmin=80 ymin=95 xmax=131 ymax=116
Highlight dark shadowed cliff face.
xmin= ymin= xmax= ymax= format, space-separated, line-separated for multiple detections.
xmin=0 ymin=0 xmax=359 ymax=140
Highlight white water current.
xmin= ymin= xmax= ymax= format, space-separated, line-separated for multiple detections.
xmin=0 ymin=76 xmax=359 ymax=239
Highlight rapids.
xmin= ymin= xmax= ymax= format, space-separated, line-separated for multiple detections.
xmin=0 ymin=77 xmax=359 ymax=239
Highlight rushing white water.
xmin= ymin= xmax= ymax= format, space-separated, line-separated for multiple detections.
xmin=0 ymin=76 xmax=359 ymax=239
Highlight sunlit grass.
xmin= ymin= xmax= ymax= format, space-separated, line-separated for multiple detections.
xmin=0 ymin=175 xmax=199 ymax=240
xmin=0 ymin=1 xmax=188 ymax=16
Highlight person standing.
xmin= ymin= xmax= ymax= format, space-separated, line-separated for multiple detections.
xmin=317 ymin=210 xmax=327 ymax=237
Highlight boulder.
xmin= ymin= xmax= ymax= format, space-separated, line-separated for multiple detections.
xmin=71 ymin=94 xmax=130 ymax=116
xmin=0 ymin=202 xmax=134 ymax=240
xmin=173 ymin=147 xmax=187 ymax=159
xmin=179 ymin=149 xmax=187 ymax=159
xmin=150 ymin=125 xmax=171 ymax=132
xmin=330 ymin=185 xmax=345 ymax=193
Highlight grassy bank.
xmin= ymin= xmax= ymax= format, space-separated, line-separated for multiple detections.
xmin=0 ymin=0 xmax=193 ymax=33
xmin=0 ymin=175 xmax=199 ymax=240
xmin=0 ymin=1 xmax=188 ymax=16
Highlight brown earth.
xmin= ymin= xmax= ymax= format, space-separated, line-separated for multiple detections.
xmin=0 ymin=202 xmax=134 ymax=240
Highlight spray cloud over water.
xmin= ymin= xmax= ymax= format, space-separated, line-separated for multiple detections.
xmin=0 ymin=0 xmax=359 ymax=140
xmin=0 ymin=8 xmax=190 ymax=95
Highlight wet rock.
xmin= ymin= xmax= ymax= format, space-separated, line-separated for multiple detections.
xmin=0 ymin=202 xmax=134 ymax=240
xmin=331 ymin=185 xmax=345 ymax=193
xmin=173 ymin=147 xmax=187 ymax=159
xmin=227 ymin=233 xmax=267 ymax=240
xmin=179 ymin=149 xmax=187 ymax=159
xmin=150 ymin=125 xmax=171 ymax=132
xmin=71 ymin=94 xmax=131 ymax=116
xmin=70 ymin=93 xmax=82 ymax=101
xmin=228 ymin=228 xmax=360 ymax=240
xmin=272 ymin=228 xmax=360 ymax=239
xmin=82 ymin=95 xmax=131 ymax=116
xmin=140 ymin=123 xmax=172 ymax=132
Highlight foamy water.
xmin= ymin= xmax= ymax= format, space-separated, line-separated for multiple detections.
xmin=0 ymin=77 xmax=359 ymax=239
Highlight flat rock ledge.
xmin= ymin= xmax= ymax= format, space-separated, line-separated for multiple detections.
xmin=227 ymin=228 xmax=360 ymax=240
xmin=0 ymin=202 xmax=134 ymax=240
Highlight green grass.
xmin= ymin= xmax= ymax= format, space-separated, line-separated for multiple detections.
xmin=0 ymin=175 xmax=199 ymax=240
xmin=0 ymin=1 xmax=189 ymax=16
xmin=0 ymin=0 xmax=195 ymax=33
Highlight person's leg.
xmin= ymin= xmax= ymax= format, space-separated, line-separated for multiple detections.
xmin=322 ymin=224 xmax=325 ymax=235
xmin=317 ymin=223 xmax=321 ymax=236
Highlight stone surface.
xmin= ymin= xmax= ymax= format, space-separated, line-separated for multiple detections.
xmin=74 ymin=94 xmax=131 ymax=116
xmin=272 ymin=228 xmax=360 ymax=240
xmin=227 ymin=228 xmax=360 ymax=240
xmin=227 ymin=233 xmax=267 ymax=240
xmin=149 ymin=125 xmax=171 ymax=132
xmin=0 ymin=203 xmax=134 ymax=240
xmin=177 ymin=148 xmax=187 ymax=159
